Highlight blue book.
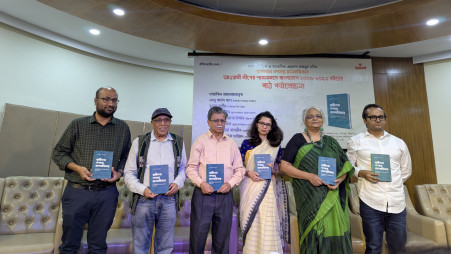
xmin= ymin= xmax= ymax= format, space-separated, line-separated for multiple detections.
xmin=206 ymin=164 xmax=224 ymax=191
xmin=318 ymin=156 xmax=337 ymax=185
xmin=254 ymin=154 xmax=272 ymax=180
xmin=149 ymin=165 xmax=169 ymax=194
xmin=327 ymin=93 xmax=352 ymax=129
xmin=371 ymin=154 xmax=392 ymax=182
xmin=91 ymin=150 xmax=113 ymax=179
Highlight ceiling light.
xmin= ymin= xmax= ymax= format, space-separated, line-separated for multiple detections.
xmin=113 ymin=8 xmax=125 ymax=16
xmin=259 ymin=39 xmax=268 ymax=45
xmin=89 ymin=29 xmax=101 ymax=35
xmin=426 ymin=19 xmax=439 ymax=26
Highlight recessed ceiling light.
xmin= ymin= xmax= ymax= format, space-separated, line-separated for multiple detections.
xmin=426 ymin=19 xmax=439 ymax=26
xmin=113 ymin=8 xmax=125 ymax=16
xmin=89 ymin=29 xmax=101 ymax=35
xmin=259 ymin=39 xmax=268 ymax=45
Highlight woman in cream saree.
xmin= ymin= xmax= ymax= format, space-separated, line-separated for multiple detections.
xmin=239 ymin=111 xmax=289 ymax=253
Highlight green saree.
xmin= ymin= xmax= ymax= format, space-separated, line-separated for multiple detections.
xmin=292 ymin=135 xmax=354 ymax=254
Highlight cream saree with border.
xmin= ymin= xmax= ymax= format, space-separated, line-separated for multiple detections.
xmin=239 ymin=139 xmax=285 ymax=253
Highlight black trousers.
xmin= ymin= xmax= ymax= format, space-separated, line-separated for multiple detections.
xmin=59 ymin=183 xmax=118 ymax=254
xmin=189 ymin=187 xmax=233 ymax=254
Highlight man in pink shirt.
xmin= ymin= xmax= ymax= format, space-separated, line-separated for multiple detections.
xmin=186 ymin=106 xmax=245 ymax=254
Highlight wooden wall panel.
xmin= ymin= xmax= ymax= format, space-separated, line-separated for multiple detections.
xmin=372 ymin=74 xmax=390 ymax=123
xmin=371 ymin=57 xmax=437 ymax=203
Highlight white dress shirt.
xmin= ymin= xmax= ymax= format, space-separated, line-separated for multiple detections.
xmin=347 ymin=131 xmax=412 ymax=213
xmin=124 ymin=131 xmax=187 ymax=195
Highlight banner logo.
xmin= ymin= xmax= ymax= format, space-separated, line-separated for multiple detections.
xmin=355 ymin=63 xmax=367 ymax=70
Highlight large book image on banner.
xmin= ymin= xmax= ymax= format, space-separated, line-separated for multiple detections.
xmin=327 ymin=93 xmax=352 ymax=129
xmin=206 ymin=164 xmax=224 ymax=191
xmin=371 ymin=154 xmax=392 ymax=182
xmin=149 ymin=165 xmax=169 ymax=194
xmin=254 ymin=154 xmax=271 ymax=180
xmin=91 ymin=150 xmax=113 ymax=179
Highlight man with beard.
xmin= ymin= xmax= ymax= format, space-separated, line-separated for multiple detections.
xmin=347 ymin=104 xmax=412 ymax=254
xmin=52 ymin=86 xmax=131 ymax=253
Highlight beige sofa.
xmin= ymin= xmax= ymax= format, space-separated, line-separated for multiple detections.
xmin=0 ymin=176 xmax=64 ymax=254
xmin=1 ymin=175 xmax=293 ymax=254
xmin=414 ymin=184 xmax=451 ymax=246
xmin=349 ymin=183 xmax=448 ymax=253
xmin=6 ymin=176 xmax=235 ymax=254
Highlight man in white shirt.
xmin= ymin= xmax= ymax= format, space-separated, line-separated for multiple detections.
xmin=347 ymin=104 xmax=412 ymax=254
xmin=124 ymin=108 xmax=187 ymax=254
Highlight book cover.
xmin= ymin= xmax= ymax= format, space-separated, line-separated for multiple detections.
xmin=149 ymin=165 xmax=169 ymax=194
xmin=91 ymin=150 xmax=113 ymax=179
xmin=254 ymin=154 xmax=272 ymax=180
xmin=327 ymin=93 xmax=352 ymax=129
xmin=206 ymin=164 xmax=224 ymax=191
xmin=318 ymin=156 xmax=337 ymax=185
xmin=371 ymin=154 xmax=392 ymax=182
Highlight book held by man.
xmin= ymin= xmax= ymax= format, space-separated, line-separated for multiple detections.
xmin=318 ymin=156 xmax=337 ymax=185
xmin=149 ymin=165 xmax=169 ymax=194
xmin=254 ymin=154 xmax=272 ymax=180
xmin=371 ymin=154 xmax=392 ymax=182
xmin=206 ymin=164 xmax=224 ymax=191
xmin=91 ymin=150 xmax=113 ymax=179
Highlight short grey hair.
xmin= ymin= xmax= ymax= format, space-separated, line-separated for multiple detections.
xmin=207 ymin=106 xmax=228 ymax=120
xmin=302 ymin=106 xmax=324 ymax=122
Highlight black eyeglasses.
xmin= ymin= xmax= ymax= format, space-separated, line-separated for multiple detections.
xmin=98 ymin=97 xmax=119 ymax=104
xmin=367 ymin=115 xmax=386 ymax=121
xmin=257 ymin=122 xmax=272 ymax=128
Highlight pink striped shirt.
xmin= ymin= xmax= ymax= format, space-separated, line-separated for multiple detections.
xmin=186 ymin=130 xmax=245 ymax=188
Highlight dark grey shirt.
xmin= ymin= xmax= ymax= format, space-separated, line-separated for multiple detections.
xmin=52 ymin=113 xmax=131 ymax=185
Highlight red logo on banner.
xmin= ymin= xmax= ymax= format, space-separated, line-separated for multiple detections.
xmin=355 ymin=63 xmax=367 ymax=70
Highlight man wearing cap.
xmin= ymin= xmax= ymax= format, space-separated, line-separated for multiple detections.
xmin=52 ymin=86 xmax=131 ymax=253
xmin=124 ymin=108 xmax=187 ymax=254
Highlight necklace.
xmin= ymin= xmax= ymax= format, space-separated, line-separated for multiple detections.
xmin=305 ymin=130 xmax=324 ymax=148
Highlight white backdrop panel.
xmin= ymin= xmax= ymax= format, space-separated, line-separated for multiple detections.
xmin=192 ymin=57 xmax=374 ymax=148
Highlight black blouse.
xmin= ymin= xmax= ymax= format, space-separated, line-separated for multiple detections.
xmin=281 ymin=133 xmax=309 ymax=164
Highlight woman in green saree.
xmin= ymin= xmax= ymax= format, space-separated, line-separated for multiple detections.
xmin=280 ymin=106 xmax=354 ymax=254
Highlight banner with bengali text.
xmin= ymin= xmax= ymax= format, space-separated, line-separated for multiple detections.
xmin=192 ymin=57 xmax=374 ymax=148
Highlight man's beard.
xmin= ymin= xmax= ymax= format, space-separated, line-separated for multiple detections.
xmin=97 ymin=108 xmax=116 ymax=118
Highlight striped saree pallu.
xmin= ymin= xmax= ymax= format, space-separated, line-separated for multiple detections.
xmin=292 ymin=135 xmax=354 ymax=254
